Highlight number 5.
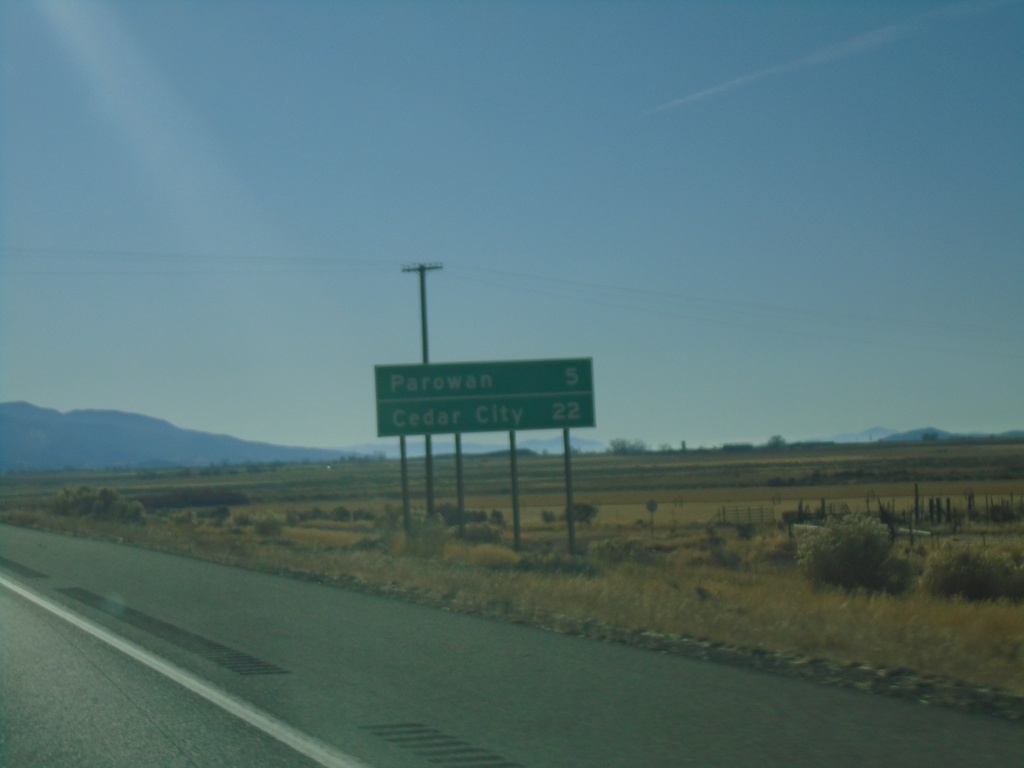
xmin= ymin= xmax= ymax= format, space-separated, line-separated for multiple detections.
xmin=566 ymin=367 xmax=579 ymax=387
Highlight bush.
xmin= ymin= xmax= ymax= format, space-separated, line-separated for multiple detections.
xmin=254 ymin=517 xmax=282 ymax=538
xmin=921 ymin=546 xmax=1024 ymax=601
xmin=196 ymin=506 xmax=231 ymax=526
xmin=564 ymin=503 xmax=599 ymax=525
xmin=708 ymin=546 xmax=742 ymax=570
xmin=588 ymin=539 xmax=656 ymax=565
xmin=444 ymin=542 xmax=520 ymax=567
xmin=797 ymin=515 xmax=912 ymax=594
xmin=435 ymin=502 xmax=460 ymax=527
xmin=516 ymin=551 xmax=600 ymax=577
xmin=51 ymin=486 xmax=143 ymax=524
xmin=402 ymin=519 xmax=448 ymax=558
xmin=137 ymin=487 xmax=249 ymax=510
xmin=735 ymin=523 xmax=757 ymax=540
xmin=436 ymin=503 xmax=491 ymax=528
xmin=462 ymin=523 xmax=503 ymax=544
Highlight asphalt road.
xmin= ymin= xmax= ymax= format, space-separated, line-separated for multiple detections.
xmin=2 ymin=523 xmax=1022 ymax=767
xmin=0 ymin=585 xmax=331 ymax=768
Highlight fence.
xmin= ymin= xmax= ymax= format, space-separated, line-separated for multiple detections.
xmin=717 ymin=506 xmax=775 ymax=525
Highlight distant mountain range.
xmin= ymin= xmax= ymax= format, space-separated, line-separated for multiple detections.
xmin=809 ymin=426 xmax=1024 ymax=444
xmin=879 ymin=427 xmax=1024 ymax=442
xmin=0 ymin=402 xmax=347 ymax=471
xmin=823 ymin=427 xmax=901 ymax=443
xmin=1 ymin=401 xmax=1020 ymax=472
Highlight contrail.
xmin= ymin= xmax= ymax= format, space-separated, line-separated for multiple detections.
xmin=647 ymin=1 xmax=1017 ymax=115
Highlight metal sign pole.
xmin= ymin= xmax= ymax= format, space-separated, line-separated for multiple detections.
xmin=400 ymin=436 xmax=411 ymax=535
xmin=510 ymin=431 xmax=521 ymax=552
xmin=456 ymin=433 xmax=465 ymax=539
xmin=563 ymin=427 xmax=576 ymax=555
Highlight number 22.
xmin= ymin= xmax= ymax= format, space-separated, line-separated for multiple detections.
xmin=553 ymin=402 xmax=580 ymax=420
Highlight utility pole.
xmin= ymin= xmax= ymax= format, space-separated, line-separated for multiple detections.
xmin=403 ymin=263 xmax=442 ymax=519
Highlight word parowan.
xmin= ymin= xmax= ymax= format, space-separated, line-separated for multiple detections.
xmin=389 ymin=373 xmax=494 ymax=395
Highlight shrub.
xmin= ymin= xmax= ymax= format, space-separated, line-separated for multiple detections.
xmin=435 ymin=502 xmax=460 ymax=527
xmin=797 ymin=515 xmax=912 ymax=594
xmin=444 ymin=542 xmax=520 ymax=567
xmin=735 ymin=523 xmax=757 ymax=540
xmin=564 ymin=503 xmax=599 ymax=525
xmin=759 ymin=533 xmax=797 ymax=564
xmin=516 ymin=551 xmax=600 ymax=577
xmin=406 ymin=521 xmax=449 ymax=558
xmin=137 ymin=488 xmax=249 ymax=510
xmin=196 ymin=506 xmax=231 ymax=526
xmin=540 ymin=510 xmax=557 ymax=525
xmin=921 ymin=546 xmax=1024 ymax=601
xmin=588 ymin=539 xmax=656 ymax=565
xmin=378 ymin=506 xmax=403 ymax=530
xmin=254 ymin=517 xmax=282 ymax=538
xmin=436 ymin=503 xmax=490 ymax=528
xmin=51 ymin=486 xmax=143 ymax=524
xmin=462 ymin=523 xmax=503 ymax=544
xmin=708 ymin=546 xmax=743 ymax=570
xmin=352 ymin=534 xmax=384 ymax=552
xmin=702 ymin=523 xmax=724 ymax=549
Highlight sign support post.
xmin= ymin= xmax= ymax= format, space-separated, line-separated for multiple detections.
xmin=400 ymin=436 xmax=411 ymax=535
xmin=510 ymin=431 xmax=521 ymax=551
xmin=563 ymin=427 xmax=576 ymax=555
xmin=455 ymin=433 xmax=465 ymax=539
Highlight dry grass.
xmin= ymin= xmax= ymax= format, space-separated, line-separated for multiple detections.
xmin=343 ymin=530 xmax=1024 ymax=693
xmin=282 ymin=526 xmax=365 ymax=550
xmin=253 ymin=527 xmax=1024 ymax=693
xmin=443 ymin=541 xmax=522 ymax=567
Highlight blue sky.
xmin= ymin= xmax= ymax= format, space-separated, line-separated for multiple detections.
xmin=2 ymin=0 xmax=1022 ymax=451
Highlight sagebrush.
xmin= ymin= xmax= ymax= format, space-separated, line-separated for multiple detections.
xmin=797 ymin=515 xmax=912 ymax=594
xmin=921 ymin=545 xmax=1024 ymax=601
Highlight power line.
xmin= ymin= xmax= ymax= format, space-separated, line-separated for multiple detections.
xmin=4 ymin=245 xmax=1019 ymax=357
xmin=445 ymin=263 xmax=1022 ymax=344
xmin=443 ymin=266 xmax=1023 ymax=361
xmin=1 ymin=246 xmax=396 ymax=274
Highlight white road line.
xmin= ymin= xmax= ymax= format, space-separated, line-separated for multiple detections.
xmin=0 ymin=574 xmax=373 ymax=768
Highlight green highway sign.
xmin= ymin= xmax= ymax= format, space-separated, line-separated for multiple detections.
xmin=375 ymin=358 xmax=595 ymax=437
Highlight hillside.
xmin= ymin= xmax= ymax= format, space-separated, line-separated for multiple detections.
xmin=0 ymin=402 xmax=347 ymax=471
